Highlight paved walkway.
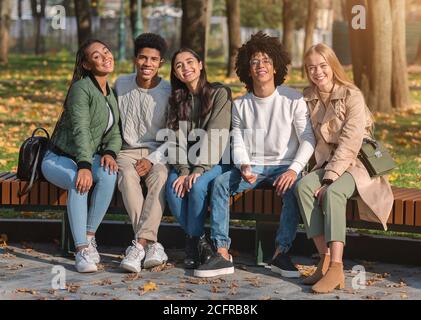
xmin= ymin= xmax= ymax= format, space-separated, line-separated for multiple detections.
xmin=1 ymin=243 xmax=420 ymax=300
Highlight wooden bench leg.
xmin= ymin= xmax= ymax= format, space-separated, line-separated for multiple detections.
xmin=61 ymin=209 xmax=75 ymax=256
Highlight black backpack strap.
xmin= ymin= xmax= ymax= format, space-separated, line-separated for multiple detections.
xmin=18 ymin=144 xmax=41 ymax=197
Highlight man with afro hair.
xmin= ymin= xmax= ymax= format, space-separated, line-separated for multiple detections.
xmin=194 ymin=32 xmax=315 ymax=278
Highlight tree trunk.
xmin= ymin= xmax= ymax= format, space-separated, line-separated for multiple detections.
xmin=0 ymin=0 xmax=12 ymax=65
xmin=346 ymin=0 xmax=369 ymax=92
xmin=282 ymin=0 xmax=295 ymax=55
xmin=367 ymin=0 xmax=393 ymax=112
xmin=18 ymin=0 xmax=24 ymax=53
xmin=74 ymin=0 xmax=92 ymax=47
xmin=390 ymin=0 xmax=410 ymax=109
xmin=414 ymin=39 xmax=421 ymax=66
xmin=181 ymin=0 xmax=211 ymax=62
xmin=302 ymin=0 xmax=317 ymax=77
xmin=226 ymin=0 xmax=240 ymax=78
xmin=31 ymin=0 xmax=46 ymax=55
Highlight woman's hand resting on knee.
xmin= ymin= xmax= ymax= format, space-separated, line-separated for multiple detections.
xmin=76 ymin=169 xmax=93 ymax=194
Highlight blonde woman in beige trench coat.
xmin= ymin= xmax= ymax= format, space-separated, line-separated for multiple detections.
xmin=295 ymin=43 xmax=394 ymax=294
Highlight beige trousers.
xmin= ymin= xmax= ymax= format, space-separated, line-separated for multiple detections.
xmin=117 ymin=148 xmax=168 ymax=242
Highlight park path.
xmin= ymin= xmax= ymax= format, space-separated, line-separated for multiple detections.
xmin=1 ymin=243 xmax=420 ymax=300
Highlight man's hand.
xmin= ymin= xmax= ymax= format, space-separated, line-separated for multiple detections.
xmin=184 ymin=173 xmax=201 ymax=192
xmin=172 ymin=175 xmax=188 ymax=198
xmin=241 ymin=164 xmax=257 ymax=184
xmin=273 ymin=169 xmax=298 ymax=196
xmin=76 ymin=169 xmax=93 ymax=194
xmin=101 ymin=154 xmax=118 ymax=174
xmin=135 ymin=158 xmax=153 ymax=177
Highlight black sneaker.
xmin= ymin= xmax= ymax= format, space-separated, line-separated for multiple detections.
xmin=194 ymin=253 xmax=234 ymax=278
xmin=198 ymin=235 xmax=214 ymax=264
xmin=270 ymin=253 xmax=301 ymax=278
xmin=184 ymin=236 xmax=200 ymax=269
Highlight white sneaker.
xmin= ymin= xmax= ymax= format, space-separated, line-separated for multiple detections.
xmin=143 ymin=242 xmax=168 ymax=269
xmin=120 ymin=240 xmax=145 ymax=273
xmin=87 ymin=237 xmax=100 ymax=264
xmin=75 ymin=248 xmax=98 ymax=273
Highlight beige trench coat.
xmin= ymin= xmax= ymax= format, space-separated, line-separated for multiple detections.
xmin=303 ymin=84 xmax=394 ymax=230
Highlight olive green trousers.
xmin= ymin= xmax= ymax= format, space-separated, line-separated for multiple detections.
xmin=295 ymin=169 xmax=357 ymax=244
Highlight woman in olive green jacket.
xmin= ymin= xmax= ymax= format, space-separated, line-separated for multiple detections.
xmin=41 ymin=40 xmax=122 ymax=273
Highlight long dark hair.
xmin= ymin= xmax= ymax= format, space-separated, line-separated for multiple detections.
xmin=52 ymin=39 xmax=111 ymax=139
xmin=167 ymin=48 xmax=212 ymax=130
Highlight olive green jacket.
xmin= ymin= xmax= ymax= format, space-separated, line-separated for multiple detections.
xmin=50 ymin=75 xmax=122 ymax=170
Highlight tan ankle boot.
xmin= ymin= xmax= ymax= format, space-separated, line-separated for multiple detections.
xmin=302 ymin=254 xmax=330 ymax=285
xmin=311 ymin=262 xmax=345 ymax=294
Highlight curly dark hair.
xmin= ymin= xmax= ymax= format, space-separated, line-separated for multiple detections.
xmin=235 ymin=31 xmax=291 ymax=93
xmin=134 ymin=33 xmax=167 ymax=58
xmin=167 ymin=48 xmax=213 ymax=131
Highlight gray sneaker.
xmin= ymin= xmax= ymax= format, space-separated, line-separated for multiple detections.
xmin=87 ymin=237 xmax=100 ymax=264
xmin=120 ymin=240 xmax=145 ymax=273
xmin=143 ymin=242 xmax=168 ymax=269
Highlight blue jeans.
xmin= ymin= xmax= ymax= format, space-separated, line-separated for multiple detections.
xmin=210 ymin=165 xmax=301 ymax=252
xmin=41 ymin=151 xmax=117 ymax=247
xmin=166 ymin=164 xmax=231 ymax=237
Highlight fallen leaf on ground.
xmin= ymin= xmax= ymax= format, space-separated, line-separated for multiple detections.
xmin=139 ymin=281 xmax=158 ymax=295
xmin=16 ymin=288 xmax=37 ymax=295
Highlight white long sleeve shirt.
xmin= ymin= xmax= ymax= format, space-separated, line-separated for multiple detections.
xmin=232 ymin=85 xmax=315 ymax=174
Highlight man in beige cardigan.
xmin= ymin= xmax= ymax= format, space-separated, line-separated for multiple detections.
xmin=114 ymin=33 xmax=171 ymax=273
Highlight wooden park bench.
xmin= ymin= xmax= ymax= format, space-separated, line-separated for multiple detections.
xmin=1 ymin=171 xmax=421 ymax=264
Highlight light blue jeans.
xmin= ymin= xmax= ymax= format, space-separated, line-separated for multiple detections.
xmin=41 ymin=150 xmax=117 ymax=247
xmin=166 ymin=164 xmax=231 ymax=237
xmin=210 ymin=165 xmax=301 ymax=252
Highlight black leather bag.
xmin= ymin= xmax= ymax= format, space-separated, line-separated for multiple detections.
xmin=17 ymin=127 xmax=50 ymax=196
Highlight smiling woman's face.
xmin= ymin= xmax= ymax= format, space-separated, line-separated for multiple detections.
xmin=173 ymin=51 xmax=203 ymax=86
xmin=83 ymin=42 xmax=114 ymax=76
xmin=306 ymin=52 xmax=334 ymax=91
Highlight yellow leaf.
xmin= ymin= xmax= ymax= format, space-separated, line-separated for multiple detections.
xmin=141 ymin=281 xmax=157 ymax=293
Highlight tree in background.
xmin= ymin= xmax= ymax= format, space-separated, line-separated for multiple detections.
xmin=414 ymin=39 xmax=421 ymax=66
xmin=226 ymin=0 xmax=240 ymax=78
xmin=346 ymin=0 xmax=409 ymax=112
xmin=181 ymin=0 xmax=212 ymax=61
xmin=31 ymin=0 xmax=46 ymax=55
xmin=0 ymin=0 xmax=12 ymax=65
xmin=74 ymin=0 xmax=92 ymax=47
xmin=302 ymin=0 xmax=317 ymax=77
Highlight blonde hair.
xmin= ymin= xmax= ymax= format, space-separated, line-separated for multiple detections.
xmin=304 ymin=43 xmax=375 ymax=136
xmin=303 ymin=43 xmax=357 ymax=90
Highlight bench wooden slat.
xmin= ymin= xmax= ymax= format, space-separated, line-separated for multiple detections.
xmin=0 ymin=172 xmax=17 ymax=182
xmin=58 ymin=189 xmax=67 ymax=206
xmin=19 ymin=181 xmax=29 ymax=205
xmin=1 ymin=180 xmax=11 ymax=205
xmin=40 ymin=181 xmax=49 ymax=205
xmin=263 ymin=190 xmax=273 ymax=214
xmin=415 ymin=199 xmax=421 ymax=227
xmin=29 ymin=182 xmax=40 ymax=205
xmin=244 ymin=190 xmax=253 ymax=214
xmin=254 ymin=189 xmax=263 ymax=214
xmin=273 ymin=193 xmax=282 ymax=215
xmin=11 ymin=181 xmax=20 ymax=205
xmin=49 ymin=184 xmax=59 ymax=206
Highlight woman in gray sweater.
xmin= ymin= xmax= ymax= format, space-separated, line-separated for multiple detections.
xmin=166 ymin=48 xmax=232 ymax=270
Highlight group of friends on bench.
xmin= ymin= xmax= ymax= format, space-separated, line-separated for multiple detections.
xmin=39 ymin=32 xmax=394 ymax=294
